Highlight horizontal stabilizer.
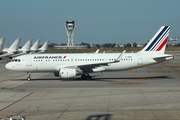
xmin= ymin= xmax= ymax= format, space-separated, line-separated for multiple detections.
xmin=153 ymin=55 xmax=174 ymax=62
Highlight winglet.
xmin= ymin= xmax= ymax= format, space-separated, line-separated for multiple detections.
xmin=95 ymin=49 xmax=99 ymax=53
xmin=115 ymin=50 xmax=126 ymax=62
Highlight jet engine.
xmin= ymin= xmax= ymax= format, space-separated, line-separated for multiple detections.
xmin=55 ymin=68 xmax=77 ymax=78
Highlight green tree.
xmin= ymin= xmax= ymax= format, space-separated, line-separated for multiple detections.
xmin=133 ymin=42 xmax=137 ymax=47
xmin=126 ymin=43 xmax=131 ymax=47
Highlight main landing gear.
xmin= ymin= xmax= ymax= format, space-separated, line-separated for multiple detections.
xmin=81 ymin=74 xmax=92 ymax=80
xmin=27 ymin=73 xmax=31 ymax=81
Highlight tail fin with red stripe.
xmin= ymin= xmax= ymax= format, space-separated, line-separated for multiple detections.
xmin=139 ymin=26 xmax=170 ymax=54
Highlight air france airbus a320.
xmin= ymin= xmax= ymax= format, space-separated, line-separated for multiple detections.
xmin=5 ymin=26 xmax=174 ymax=81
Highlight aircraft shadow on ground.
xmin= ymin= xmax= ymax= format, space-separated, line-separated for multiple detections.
xmin=92 ymin=75 xmax=171 ymax=80
xmin=86 ymin=114 xmax=112 ymax=120
xmin=14 ymin=75 xmax=172 ymax=82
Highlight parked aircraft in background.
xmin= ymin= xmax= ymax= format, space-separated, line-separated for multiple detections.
xmin=12 ymin=39 xmax=33 ymax=57
xmin=0 ymin=37 xmax=5 ymax=52
xmin=36 ymin=41 xmax=49 ymax=53
xmin=6 ymin=26 xmax=173 ymax=81
xmin=168 ymin=37 xmax=179 ymax=45
xmin=0 ymin=38 xmax=21 ymax=60
xmin=30 ymin=39 xmax=40 ymax=53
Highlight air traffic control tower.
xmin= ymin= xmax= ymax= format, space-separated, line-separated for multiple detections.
xmin=65 ymin=18 xmax=76 ymax=46
xmin=54 ymin=18 xmax=87 ymax=49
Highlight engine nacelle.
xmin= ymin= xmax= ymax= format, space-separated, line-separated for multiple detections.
xmin=59 ymin=68 xmax=77 ymax=78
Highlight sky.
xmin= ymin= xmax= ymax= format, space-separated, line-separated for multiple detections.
xmin=0 ymin=0 xmax=179 ymax=46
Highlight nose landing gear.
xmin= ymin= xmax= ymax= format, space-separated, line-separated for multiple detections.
xmin=27 ymin=73 xmax=31 ymax=81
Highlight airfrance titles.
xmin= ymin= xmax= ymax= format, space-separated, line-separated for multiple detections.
xmin=33 ymin=56 xmax=63 ymax=59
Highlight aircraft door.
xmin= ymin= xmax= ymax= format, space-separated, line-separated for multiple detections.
xmin=26 ymin=56 xmax=32 ymax=66
xmin=138 ymin=54 xmax=143 ymax=65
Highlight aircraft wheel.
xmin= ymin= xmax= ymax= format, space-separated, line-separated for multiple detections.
xmin=27 ymin=77 xmax=31 ymax=81
xmin=81 ymin=74 xmax=86 ymax=80
xmin=86 ymin=76 xmax=92 ymax=80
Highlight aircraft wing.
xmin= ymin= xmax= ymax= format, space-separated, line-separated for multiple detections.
xmin=77 ymin=61 xmax=116 ymax=68
xmin=55 ymin=50 xmax=126 ymax=72
xmin=55 ymin=60 xmax=118 ymax=73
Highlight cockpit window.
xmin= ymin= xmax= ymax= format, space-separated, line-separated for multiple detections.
xmin=11 ymin=59 xmax=21 ymax=62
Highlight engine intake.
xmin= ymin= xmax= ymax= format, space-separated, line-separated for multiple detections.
xmin=56 ymin=68 xmax=77 ymax=78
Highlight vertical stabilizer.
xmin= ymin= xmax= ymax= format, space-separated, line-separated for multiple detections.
xmin=31 ymin=39 xmax=40 ymax=51
xmin=39 ymin=41 xmax=49 ymax=52
xmin=139 ymin=26 xmax=170 ymax=54
xmin=9 ymin=38 xmax=21 ymax=50
xmin=0 ymin=37 xmax=5 ymax=51
xmin=21 ymin=39 xmax=33 ymax=50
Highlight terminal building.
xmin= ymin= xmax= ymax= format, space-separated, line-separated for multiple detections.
xmin=54 ymin=18 xmax=87 ymax=49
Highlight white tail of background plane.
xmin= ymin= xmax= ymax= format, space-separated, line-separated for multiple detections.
xmin=21 ymin=39 xmax=33 ymax=51
xmin=9 ymin=38 xmax=21 ymax=50
xmin=30 ymin=39 xmax=40 ymax=51
xmin=38 ymin=41 xmax=49 ymax=52
xmin=0 ymin=37 xmax=5 ymax=51
xmin=139 ymin=26 xmax=170 ymax=54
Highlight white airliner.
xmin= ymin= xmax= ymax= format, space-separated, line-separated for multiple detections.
xmin=30 ymin=40 xmax=49 ymax=53
xmin=0 ymin=38 xmax=21 ymax=60
xmin=5 ymin=26 xmax=174 ymax=80
xmin=12 ymin=39 xmax=33 ymax=57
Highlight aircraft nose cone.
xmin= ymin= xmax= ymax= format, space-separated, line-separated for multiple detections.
xmin=5 ymin=63 xmax=11 ymax=70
